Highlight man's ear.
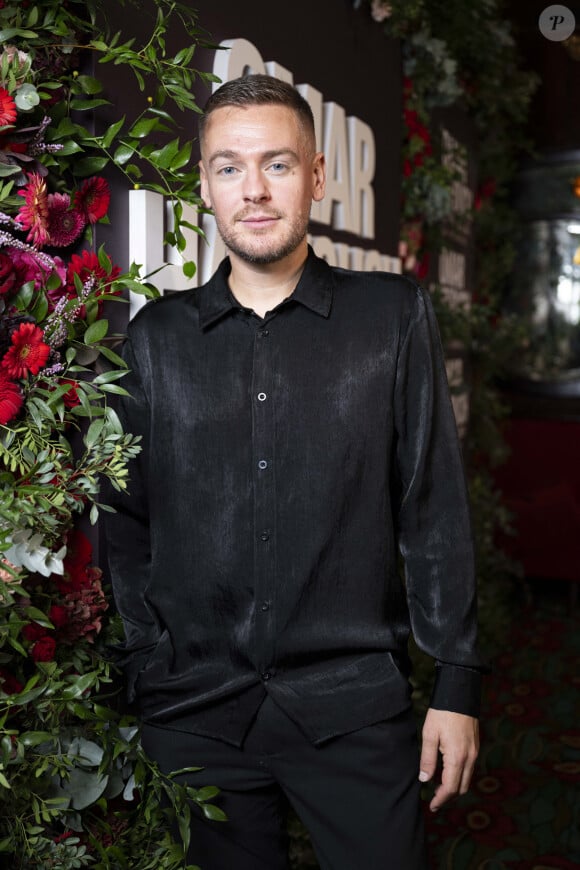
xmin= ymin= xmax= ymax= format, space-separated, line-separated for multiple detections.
xmin=312 ymin=152 xmax=326 ymax=203
xmin=199 ymin=160 xmax=211 ymax=208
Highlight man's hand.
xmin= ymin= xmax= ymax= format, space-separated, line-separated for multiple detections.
xmin=419 ymin=708 xmax=480 ymax=812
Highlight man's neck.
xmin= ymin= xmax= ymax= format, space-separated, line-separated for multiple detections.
xmin=228 ymin=242 xmax=308 ymax=318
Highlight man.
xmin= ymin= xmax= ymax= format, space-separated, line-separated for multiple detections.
xmin=105 ymin=74 xmax=486 ymax=869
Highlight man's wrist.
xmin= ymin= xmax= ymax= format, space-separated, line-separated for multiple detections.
xmin=429 ymin=663 xmax=483 ymax=718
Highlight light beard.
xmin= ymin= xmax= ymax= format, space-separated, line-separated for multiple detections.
xmin=215 ymin=212 xmax=309 ymax=265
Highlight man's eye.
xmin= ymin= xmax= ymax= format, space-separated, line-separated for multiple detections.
xmin=219 ymin=166 xmax=237 ymax=176
xmin=269 ymin=162 xmax=287 ymax=173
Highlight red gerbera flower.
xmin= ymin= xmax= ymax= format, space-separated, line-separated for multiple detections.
xmin=74 ymin=177 xmax=111 ymax=224
xmin=0 ymin=372 xmax=23 ymax=424
xmin=47 ymin=192 xmax=86 ymax=247
xmin=0 ymin=87 xmax=17 ymax=127
xmin=1 ymin=321 xmax=50 ymax=378
xmin=66 ymin=249 xmax=121 ymax=299
xmin=17 ymin=173 xmax=49 ymax=247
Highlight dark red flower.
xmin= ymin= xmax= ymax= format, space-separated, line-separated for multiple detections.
xmin=403 ymin=159 xmax=413 ymax=177
xmin=54 ymin=530 xmax=93 ymax=594
xmin=31 ymin=635 xmax=56 ymax=662
xmin=22 ymin=622 xmax=47 ymax=642
xmin=0 ymin=372 xmax=23 ymax=424
xmin=0 ymin=666 xmax=23 ymax=695
xmin=1 ymin=321 xmax=50 ymax=378
xmin=0 ymin=252 xmax=17 ymax=297
xmin=415 ymin=253 xmax=430 ymax=280
xmin=47 ymin=192 xmax=86 ymax=247
xmin=49 ymin=604 xmax=68 ymax=629
xmin=403 ymin=108 xmax=421 ymax=132
xmin=60 ymin=378 xmax=81 ymax=408
xmin=0 ymin=87 xmax=17 ymax=127
xmin=74 ymin=177 xmax=111 ymax=224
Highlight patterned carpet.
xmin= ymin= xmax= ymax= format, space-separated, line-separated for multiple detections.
xmin=425 ymin=583 xmax=580 ymax=869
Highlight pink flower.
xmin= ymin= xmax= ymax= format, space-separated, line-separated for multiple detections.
xmin=0 ymin=252 xmax=17 ymax=297
xmin=8 ymin=248 xmax=66 ymax=293
xmin=47 ymin=192 xmax=86 ymax=247
xmin=17 ymin=173 xmax=50 ymax=247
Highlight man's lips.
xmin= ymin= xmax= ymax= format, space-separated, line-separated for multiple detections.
xmin=237 ymin=212 xmax=281 ymax=228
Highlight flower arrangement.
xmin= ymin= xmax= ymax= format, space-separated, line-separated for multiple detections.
xmin=0 ymin=2 xmax=224 ymax=866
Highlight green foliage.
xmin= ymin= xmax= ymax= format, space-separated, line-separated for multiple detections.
xmin=0 ymin=1 xmax=222 ymax=865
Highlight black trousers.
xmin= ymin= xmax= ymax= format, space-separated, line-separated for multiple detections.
xmin=141 ymin=695 xmax=429 ymax=870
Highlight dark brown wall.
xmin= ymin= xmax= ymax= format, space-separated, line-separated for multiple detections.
xmin=508 ymin=0 xmax=580 ymax=153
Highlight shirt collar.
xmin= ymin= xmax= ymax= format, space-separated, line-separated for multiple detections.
xmin=197 ymin=246 xmax=334 ymax=330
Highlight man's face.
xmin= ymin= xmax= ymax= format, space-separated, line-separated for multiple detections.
xmin=199 ymin=103 xmax=325 ymax=266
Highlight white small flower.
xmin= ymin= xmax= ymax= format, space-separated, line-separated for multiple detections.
xmin=4 ymin=529 xmax=66 ymax=577
xmin=371 ymin=1 xmax=393 ymax=23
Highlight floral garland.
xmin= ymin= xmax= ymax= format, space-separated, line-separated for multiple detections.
xmin=0 ymin=3 xmax=224 ymax=867
xmin=358 ymin=0 xmax=537 ymax=694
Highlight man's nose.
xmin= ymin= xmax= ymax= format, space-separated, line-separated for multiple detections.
xmin=242 ymin=168 xmax=269 ymax=202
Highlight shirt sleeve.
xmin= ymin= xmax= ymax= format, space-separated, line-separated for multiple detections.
xmin=394 ymin=284 xmax=489 ymax=718
xmin=103 ymin=329 xmax=158 ymax=701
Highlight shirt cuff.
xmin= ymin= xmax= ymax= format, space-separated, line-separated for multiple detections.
xmin=429 ymin=663 xmax=484 ymax=718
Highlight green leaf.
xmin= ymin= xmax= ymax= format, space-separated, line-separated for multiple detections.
xmin=101 ymin=116 xmax=125 ymax=149
xmin=73 ymin=156 xmax=109 ymax=177
xmin=74 ymin=75 xmax=103 ymax=95
xmin=70 ymin=98 xmax=111 ymax=111
xmin=113 ymin=142 xmax=136 ymax=165
xmin=13 ymin=281 xmax=35 ymax=311
xmin=201 ymin=803 xmax=227 ymax=822
xmin=128 ymin=117 xmax=161 ymax=139
xmin=95 ymin=344 xmax=125 ymax=367
xmin=21 ymin=731 xmax=54 ymax=747
xmin=84 ymin=319 xmax=109 ymax=345
xmin=183 ymin=261 xmax=197 ymax=279
xmin=152 ymin=138 xmax=180 ymax=170
xmin=56 ymin=141 xmax=84 ymax=157
xmin=172 ymin=141 xmax=193 ymax=171
xmin=84 ymin=418 xmax=105 ymax=448
xmin=14 ymin=84 xmax=40 ymax=112
xmin=98 ymin=384 xmax=130 ymax=396
xmin=31 ymin=291 xmax=49 ymax=323
xmin=0 ymin=28 xmax=39 ymax=41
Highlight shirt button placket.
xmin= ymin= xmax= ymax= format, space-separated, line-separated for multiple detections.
xmin=253 ymin=325 xmax=276 ymax=682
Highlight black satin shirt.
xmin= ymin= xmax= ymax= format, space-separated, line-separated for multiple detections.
xmin=105 ymin=247 xmax=486 ymax=746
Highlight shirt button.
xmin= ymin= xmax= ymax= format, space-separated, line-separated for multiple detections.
xmin=260 ymin=531 xmax=270 ymax=541
xmin=261 ymin=601 xmax=270 ymax=611
xmin=258 ymin=329 xmax=269 ymax=338
xmin=258 ymin=459 xmax=268 ymax=470
xmin=257 ymin=392 xmax=267 ymax=401
xmin=262 ymin=671 xmax=271 ymax=681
